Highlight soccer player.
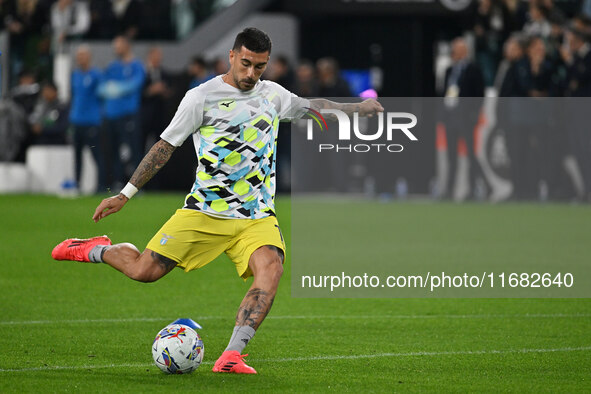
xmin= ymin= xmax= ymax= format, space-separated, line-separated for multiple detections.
xmin=52 ymin=27 xmax=383 ymax=374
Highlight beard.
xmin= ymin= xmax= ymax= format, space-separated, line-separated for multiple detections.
xmin=233 ymin=74 xmax=256 ymax=91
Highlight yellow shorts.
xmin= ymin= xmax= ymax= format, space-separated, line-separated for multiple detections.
xmin=146 ymin=209 xmax=286 ymax=279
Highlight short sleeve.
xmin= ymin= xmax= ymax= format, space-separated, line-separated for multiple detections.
xmin=160 ymin=89 xmax=204 ymax=147
xmin=275 ymin=83 xmax=310 ymax=121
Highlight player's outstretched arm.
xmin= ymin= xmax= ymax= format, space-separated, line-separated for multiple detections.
xmin=309 ymin=98 xmax=384 ymax=119
xmin=92 ymin=139 xmax=176 ymax=222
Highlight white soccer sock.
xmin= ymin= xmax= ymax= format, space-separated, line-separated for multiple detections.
xmin=88 ymin=245 xmax=109 ymax=263
xmin=224 ymin=326 xmax=256 ymax=353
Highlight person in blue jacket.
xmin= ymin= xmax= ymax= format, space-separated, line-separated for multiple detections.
xmin=99 ymin=35 xmax=146 ymax=188
xmin=70 ymin=45 xmax=106 ymax=193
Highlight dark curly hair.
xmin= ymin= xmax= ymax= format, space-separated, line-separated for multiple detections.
xmin=232 ymin=27 xmax=272 ymax=54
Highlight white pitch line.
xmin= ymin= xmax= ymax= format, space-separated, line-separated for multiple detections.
xmin=0 ymin=317 xmax=178 ymax=326
xmin=0 ymin=363 xmax=155 ymax=373
xmin=259 ymin=346 xmax=591 ymax=363
xmin=1 ymin=346 xmax=590 ymax=373
xmin=267 ymin=313 xmax=591 ymax=320
xmin=0 ymin=313 xmax=590 ymax=326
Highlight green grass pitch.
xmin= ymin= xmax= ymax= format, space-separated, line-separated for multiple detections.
xmin=0 ymin=194 xmax=589 ymax=392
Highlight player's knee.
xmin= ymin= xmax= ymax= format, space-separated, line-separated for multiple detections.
xmin=250 ymin=246 xmax=284 ymax=284
xmin=262 ymin=254 xmax=284 ymax=284
xmin=118 ymin=242 xmax=140 ymax=256
xmin=272 ymin=258 xmax=284 ymax=278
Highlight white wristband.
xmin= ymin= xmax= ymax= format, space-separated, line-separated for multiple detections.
xmin=120 ymin=183 xmax=138 ymax=199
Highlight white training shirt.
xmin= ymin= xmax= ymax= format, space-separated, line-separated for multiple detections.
xmin=160 ymin=75 xmax=309 ymax=219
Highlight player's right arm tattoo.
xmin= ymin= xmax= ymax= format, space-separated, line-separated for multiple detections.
xmin=235 ymin=288 xmax=275 ymax=330
xmin=128 ymin=139 xmax=176 ymax=189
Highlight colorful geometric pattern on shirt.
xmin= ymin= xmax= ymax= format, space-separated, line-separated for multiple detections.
xmin=183 ymin=84 xmax=284 ymax=219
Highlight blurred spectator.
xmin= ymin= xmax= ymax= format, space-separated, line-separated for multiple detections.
xmin=142 ymin=46 xmax=172 ymax=151
xmin=525 ymin=34 xmax=574 ymax=200
xmin=438 ymin=37 xmax=485 ymax=200
xmin=574 ymin=13 xmax=591 ymax=34
xmin=537 ymin=0 xmax=566 ymax=25
xmin=86 ymin=0 xmax=194 ymax=40
xmin=563 ymin=18 xmax=591 ymax=199
xmin=213 ymin=57 xmax=229 ymax=75
xmin=172 ymin=0 xmax=196 ymax=40
xmin=545 ymin=13 xmax=568 ymax=96
xmin=70 ymin=45 xmax=106 ymax=193
xmin=527 ymin=36 xmax=553 ymax=96
xmin=497 ymin=36 xmax=527 ymax=198
xmin=266 ymin=55 xmax=295 ymax=91
xmin=316 ymin=57 xmax=352 ymax=97
xmin=523 ymin=2 xmax=552 ymax=38
xmin=0 ymin=55 xmax=28 ymax=162
xmin=5 ymin=0 xmax=52 ymax=84
xmin=473 ymin=0 xmax=516 ymax=86
xmin=443 ymin=38 xmax=485 ymax=97
xmin=0 ymin=97 xmax=26 ymax=162
xmin=98 ymin=35 xmax=145 ymax=188
xmin=313 ymin=57 xmax=352 ymax=193
xmin=188 ymin=56 xmax=214 ymax=89
xmin=11 ymin=69 xmax=39 ymax=114
xmin=111 ymin=0 xmax=141 ymax=39
xmin=50 ymin=0 xmax=90 ymax=54
xmin=563 ymin=16 xmax=591 ymax=96
xmin=28 ymin=81 xmax=68 ymax=145
xmin=10 ymin=70 xmax=39 ymax=161
xmin=495 ymin=34 xmax=526 ymax=94
xmin=293 ymin=60 xmax=319 ymax=97
xmin=509 ymin=37 xmax=552 ymax=199
xmin=266 ymin=55 xmax=296 ymax=193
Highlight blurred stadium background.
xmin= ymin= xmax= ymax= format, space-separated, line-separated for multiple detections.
xmin=0 ymin=0 xmax=590 ymax=202
xmin=1 ymin=2 xmax=590 ymax=390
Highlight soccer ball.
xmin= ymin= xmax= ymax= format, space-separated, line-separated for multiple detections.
xmin=152 ymin=324 xmax=204 ymax=374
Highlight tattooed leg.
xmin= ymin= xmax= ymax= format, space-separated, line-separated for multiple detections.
xmin=235 ymin=288 xmax=275 ymax=330
xmin=100 ymin=245 xmax=177 ymax=283
xmin=235 ymin=245 xmax=284 ymax=330
xmin=220 ymin=246 xmax=283 ymax=355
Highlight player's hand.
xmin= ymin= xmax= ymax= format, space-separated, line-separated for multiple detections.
xmin=93 ymin=194 xmax=129 ymax=223
xmin=359 ymin=99 xmax=384 ymax=118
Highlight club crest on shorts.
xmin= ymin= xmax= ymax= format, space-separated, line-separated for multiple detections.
xmin=160 ymin=234 xmax=174 ymax=245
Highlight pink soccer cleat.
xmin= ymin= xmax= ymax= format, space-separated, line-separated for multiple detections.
xmin=212 ymin=350 xmax=257 ymax=374
xmin=51 ymin=236 xmax=112 ymax=262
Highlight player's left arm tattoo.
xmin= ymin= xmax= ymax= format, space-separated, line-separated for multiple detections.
xmin=235 ymin=288 xmax=275 ymax=330
xmin=128 ymin=139 xmax=176 ymax=189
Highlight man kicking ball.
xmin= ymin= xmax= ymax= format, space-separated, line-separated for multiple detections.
xmin=52 ymin=27 xmax=383 ymax=374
